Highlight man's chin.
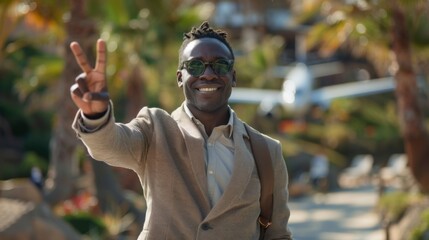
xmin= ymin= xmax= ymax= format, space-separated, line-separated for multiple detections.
xmin=196 ymin=103 xmax=227 ymax=114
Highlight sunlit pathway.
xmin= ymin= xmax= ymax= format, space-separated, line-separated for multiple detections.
xmin=288 ymin=185 xmax=385 ymax=240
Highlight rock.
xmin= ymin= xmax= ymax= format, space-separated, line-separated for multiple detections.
xmin=0 ymin=178 xmax=43 ymax=203
xmin=0 ymin=179 xmax=82 ymax=240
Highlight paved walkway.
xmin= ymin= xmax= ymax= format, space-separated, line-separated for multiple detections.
xmin=288 ymin=185 xmax=385 ymax=240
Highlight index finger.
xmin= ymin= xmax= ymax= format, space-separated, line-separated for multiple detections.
xmin=70 ymin=41 xmax=93 ymax=74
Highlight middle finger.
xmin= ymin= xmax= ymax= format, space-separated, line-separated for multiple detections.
xmin=95 ymin=39 xmax=106 ymax=73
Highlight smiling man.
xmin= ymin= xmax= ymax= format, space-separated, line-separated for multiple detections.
xmin=70 ymin=21 xmax=292 ymax=240
xmin=177 ymin=35 xmax=236 ymax=136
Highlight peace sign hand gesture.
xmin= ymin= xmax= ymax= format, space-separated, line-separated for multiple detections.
xmin=70 ymin=39 xmax=109 ymax=117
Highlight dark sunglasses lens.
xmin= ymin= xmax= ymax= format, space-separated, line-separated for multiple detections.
xmin=213 ymin=59 xmax=232 ymax=75
xmin=187 ymin=60 xmax=205 ymax=76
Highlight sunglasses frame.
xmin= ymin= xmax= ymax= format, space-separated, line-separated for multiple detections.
xmin=181 ymin=58 xmax=234 ymax=77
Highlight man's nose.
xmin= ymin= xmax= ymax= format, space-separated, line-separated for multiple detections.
xmin=200 ymin=64 xmax=216 ymax=80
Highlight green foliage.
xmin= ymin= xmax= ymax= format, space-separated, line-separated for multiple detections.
xmin=0 ymin=98 xmax=30 ymax=136
xmin=21 ymin=151 xmax=48 ymax=171
xmin=63 ymin=212 xmax=107 ymax=237
xmin=0 ymin=151 xmax=47 ymax=180
xmin=409 ymin=208 xmax=429 ymax=240
xmin=23 ymin=131 xmax=51 ymax=159
xmin=0 ymin=39 xmax=55 ymax=161
xmin=298 ymin=0 xmax=429 ymax=75
xmin=377 ymin=191 xmax=422 ymax=223
xmin=234 ymin=36 xmax=285 ymax=89
xmin=16 ymin=54 xmax=64 ymax=102
xmin=319 ymin=94 xmax=401 ymax=153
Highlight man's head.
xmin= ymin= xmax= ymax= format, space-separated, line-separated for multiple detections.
xmin=176 ymin=21 xmax=236 ymax=116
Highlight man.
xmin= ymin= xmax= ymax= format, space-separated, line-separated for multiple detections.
xmin=310 ymin=149 xmax=329 ymax=193
xmin=70 ymin=21 xmax=292 ymax=240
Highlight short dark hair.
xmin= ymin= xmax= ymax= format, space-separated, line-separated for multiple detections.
xmin=178 ymin=21 xmax=234 ymax=68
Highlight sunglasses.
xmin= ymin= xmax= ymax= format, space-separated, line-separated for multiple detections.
xmin=181 ymin=58 xmax=234 ymax=77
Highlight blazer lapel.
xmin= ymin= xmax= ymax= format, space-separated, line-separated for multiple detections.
xmin=172 ymin=104 xmax=211 ymax=213
xmin=205 ymin=119 xmax=255 ymax=221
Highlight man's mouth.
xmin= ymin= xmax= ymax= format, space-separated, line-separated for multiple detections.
xmin=197 ymin=87 xmax=218 ymax=92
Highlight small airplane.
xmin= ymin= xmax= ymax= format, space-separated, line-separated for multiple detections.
xmin=229 ymin=62 xmax=396 ymax=116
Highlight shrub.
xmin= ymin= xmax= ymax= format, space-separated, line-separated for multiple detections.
xmin=409 ymin=209 xmax=429 ymax=240
xmin=63 ymin=212 xmax=107 ymax=238
xmin=377 ymin=191 xmax=421 ymax=224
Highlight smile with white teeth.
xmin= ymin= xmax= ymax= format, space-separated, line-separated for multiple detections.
xmin=198 ymin=87 xmax=218 ymax=92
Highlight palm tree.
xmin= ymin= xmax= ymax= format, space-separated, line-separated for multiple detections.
xmin=389 ymin=1 xmax=429 ymax=193
xmin=44 ymin=0 xmax=98 ymax=205
xmin=292 ymin=0 xmax=429 ymax=191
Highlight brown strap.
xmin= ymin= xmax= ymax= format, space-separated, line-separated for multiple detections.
xmin=244 ymin=124 xmax=274 ymax=239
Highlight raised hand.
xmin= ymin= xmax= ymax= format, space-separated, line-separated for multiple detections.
xmin=70 ymin=39 xmax=109 ymax=116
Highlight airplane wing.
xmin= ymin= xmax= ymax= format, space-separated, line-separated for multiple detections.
xmin=229 ymin=87 xmax=282 ymax=104
xmin=230 ymin=77 xmax=395 ymax=105
xmin=229 ymin=87 xmax=283 ymax=114
xmin=229 ymin=77 xmax=396 ymax=114
xmin=311 ymin=77 xmax=395 ymax=106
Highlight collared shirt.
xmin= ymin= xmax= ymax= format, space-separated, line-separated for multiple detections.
xmin=184 ymin=105 xmax=235 ymax=208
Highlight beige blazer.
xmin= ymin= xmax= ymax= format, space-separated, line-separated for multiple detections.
xmin=72 ymin=103 xmax=292 ymax=240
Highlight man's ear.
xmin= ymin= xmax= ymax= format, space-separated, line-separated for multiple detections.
xmin=176 ymin=70 xmax=183 ymax=87
xmin=232 ymin=70 xmax=237 ymax=87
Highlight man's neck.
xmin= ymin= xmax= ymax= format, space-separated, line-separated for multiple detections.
xmin=187 ymin=105 xmax=230 ymax=136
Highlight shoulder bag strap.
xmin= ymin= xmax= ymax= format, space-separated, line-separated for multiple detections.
xmin=244 ymin=124 xmax=274 ymax=240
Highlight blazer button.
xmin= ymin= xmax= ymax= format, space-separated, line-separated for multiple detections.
xmin=201 ymin=223 xmax=211 ymax=230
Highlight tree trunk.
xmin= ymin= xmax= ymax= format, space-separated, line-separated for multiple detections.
xmin=125 ymin=65 xmax=146 ymax=122
xmin=91 ymin=160 xmax=146 ymax=225
xmin=44 ymin=0 xmax=97 ymax=205
xmin=391 ymin=3 xmax=429 ymax=192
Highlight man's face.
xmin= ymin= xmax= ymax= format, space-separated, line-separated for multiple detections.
xmin=177 ymin=38 xmax=236 ymax=114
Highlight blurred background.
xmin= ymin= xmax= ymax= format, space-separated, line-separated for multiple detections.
xmin=1 ymin=0 xmax=429 ymax=239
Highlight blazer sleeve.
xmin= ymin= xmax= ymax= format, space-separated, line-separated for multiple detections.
xmin=264 ymin=140 xmax=293 ymax=240
xmin=72 ymin=102 xmax=152 ymax=170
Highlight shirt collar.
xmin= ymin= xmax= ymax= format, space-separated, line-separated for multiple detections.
xmin=184 ymin=104 xmax=234 ymax=138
